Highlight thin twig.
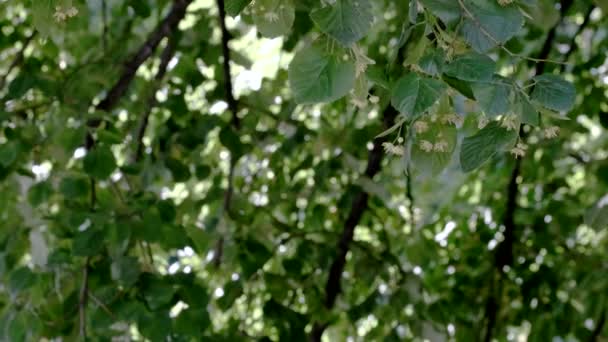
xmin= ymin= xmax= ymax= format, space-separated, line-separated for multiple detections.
xmin=456 ymin=0 xmax=567 ymax=66
xmin=0 ymin=31 xmax=37 ymax=90
xmin=102 ymin=0 xmax=108 ymax=51
xmin=88 ymin=292 xmax=115 ymax=319
xmin=590 ymin=307 xmax=606 ymax=342
xmin=561 ymin=4 xmax=595 ymax=71
xmin=90 ymin=0 xmax=193 ymax=123
xmin=78 ymin=258 xmax=90 ymax=340
xmin=133 ymin=35 xmax=177 ymax=163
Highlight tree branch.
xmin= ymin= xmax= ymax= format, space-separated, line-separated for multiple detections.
xmin=483 ymin=1 xmax=575 ymax=340
xmin=92 ymin=0 xmax=193 ymax=117
xmin=78 ymin=258 xmax=90 ymax=340
xmin=133 ymin=35 xmax=177 ymax=162
xmin=216 ymin=0 xmax=239 ymax=129
xmin=0 ymin=31 xmax=37 ymax=90
xmin=102 ymin=0 xmax=108 ymax=51
xmin=213 ymin=0 xmax=241 ymax=268
xmin=590 ymin=307 xmax=606 ymax=342
xmin=310 ymin=105 xmax=398 ymax=341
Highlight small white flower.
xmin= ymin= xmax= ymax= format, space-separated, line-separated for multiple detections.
xmin=442 ymin=113 xmax=464 ymax=126
xmin=382 ymin=142 xmax=405 ymax=156
xmin=351 ymin=44 xmax=376 ymax=77
xmin=66 ymin=6 xmax=79 ymax=17
xmin=478 ymin=115 xmax=489 ymax=129
xmin=264 ymin=12 xmax=279 ymax=22
xmin=543 ymin=126 xmax=560 ymax=139
xmin=501 ymin=114 xmax=520 ymax=131
xmin=369 ymin=95 xmax=379 ymax=104
xmin=350 ymin=97 xmax=367 ymax=108
xmin=54 ymin=6 xmax=67 ymax=22
xmin=433 ymin=140 xmax=449 ymax=152
xmin=413 ymin=121 xmax=429 ymax=134
xmin=510 ymin=142 xmax=528 ymax=158
xmin=419 ymin=140 xmax=434 ymax=153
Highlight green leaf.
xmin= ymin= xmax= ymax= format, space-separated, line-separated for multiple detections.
xmin=443 ymin=75 xmax=475 ymax=99
xmin=226 ymin=0 xmax=252 ymax=16
xmin=531 ymin=74 xmax=576 ymax=112
xmin=9 ymin=267 xmax=36 ymax=294
xmin=419 ymin=49 xmax=445 ymax=76
xmin=460 ymin=121 xmax=518 ymax=172
xmin=138 ymin=312 xmax=172 ymax=341
xmin=443 ymin=52 xmax=496 ymax=82
xmin=157 ymin=199 xmax=177 ymax=223
xmin=28 ymin=181 xmax=54 ymax=207
xmin=0 ymin=142 xmax=18 ymax=167
xmin=111 ymin=256 xmax=141 ymax=287
xmin=143 ymin=278 xmax=176 ymax=310
xmin=83 ymin=146 xmax=117 ymax=180
xmin=461 ymin=0 xmax=524 ymax=52
xmin=59 ymin=175 xmax=90 ymax=199
xmin=128 ymin=0 xmax=152 ymax=18
xmin=252 ymin=0 xmax=295 ymax=38
xmin=514 ymin=93 xmax=539 ymax=126
xmin=219 ymin=126 xmax=245 ymax=158
xmin=288 ymin=44 xmax=355 ymax=104
xmin=595 ymin=0 xmax=608 ymax=13
xmin=73 ymin=228 xmax=105 ymax=257
xmin=310 ymin=0 xmax=373 ymax=45
xmin=238 ymin=238 xmax=272 ymax=278
xmin=217 ymin=280 xmax=243 ymax=311
xmin=166 ymin=157 xmax=191 ymax=182
xmin=585 ymin=195 xmax=608 ymax=231
xmin=174 ymin=308 xmax=211 ymax=335
xmin=391 ymin=73 xmax=446 ymax=119
xmin=419 ymin=0 xmax=461 ymax=24
xmin=403 ymin=36 xmax=429 ymax=66
xmin=471 ymin=76 xmax=511 ymax=116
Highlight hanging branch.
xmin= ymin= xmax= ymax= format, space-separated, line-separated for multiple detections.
xmin=102 ymin=0 xmax=108 ymax=51
xmin=133 ymin=35 xmax=177 ymax=162
xmin=590 ymin=307 xmax=606 ymax=342
xmin=310 ymin=106 xmax=398 ymax=342
xmin=77 ymin=2 xmax=192 ymax=335
xmin=0 ymin=31 xmax=37 ymax=90
xmin=78 ymin=257 xmax=90 ymax=339
xmin=212 ymin=0 xmax=241 ymax=267
xmin=91 ymin=0 xmax=193 ymax=119
xmin=483 ymin=2 xmax=576 ymax=340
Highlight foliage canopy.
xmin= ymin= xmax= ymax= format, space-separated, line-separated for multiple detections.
xmin=0 ymin=0 xmax=607 ymax=341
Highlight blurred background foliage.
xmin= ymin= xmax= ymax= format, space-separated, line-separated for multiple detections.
xmin=0 ymin=0 xmax=606 ymax=341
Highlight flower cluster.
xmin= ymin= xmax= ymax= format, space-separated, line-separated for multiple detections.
xmin=413 ymin=120 xmax=429 ymax=134
xmin=54 ymin=5 xmax=78 ymax=22
xmin=510 ymin=142 xmax=528 ymax=158
xmin=419 ymin=139 xmax=450 ymax=153
xmin=441 ymin=113 xmax=464 ymax=126
xmin=352 ymin=44 xmax=375 ymax=77
xmin=501 ymin=113 xmax=519 ymax=131
xmin=544 ymin=126 xmax=560 ymax=139
xmin=382 ymin=142 xmax=405 ymax=156
xmin=478 ymin=115 xmax=489 ymax=129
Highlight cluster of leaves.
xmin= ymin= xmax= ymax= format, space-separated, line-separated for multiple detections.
xmin=0 ymin=0 xmax=606 ymax=341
